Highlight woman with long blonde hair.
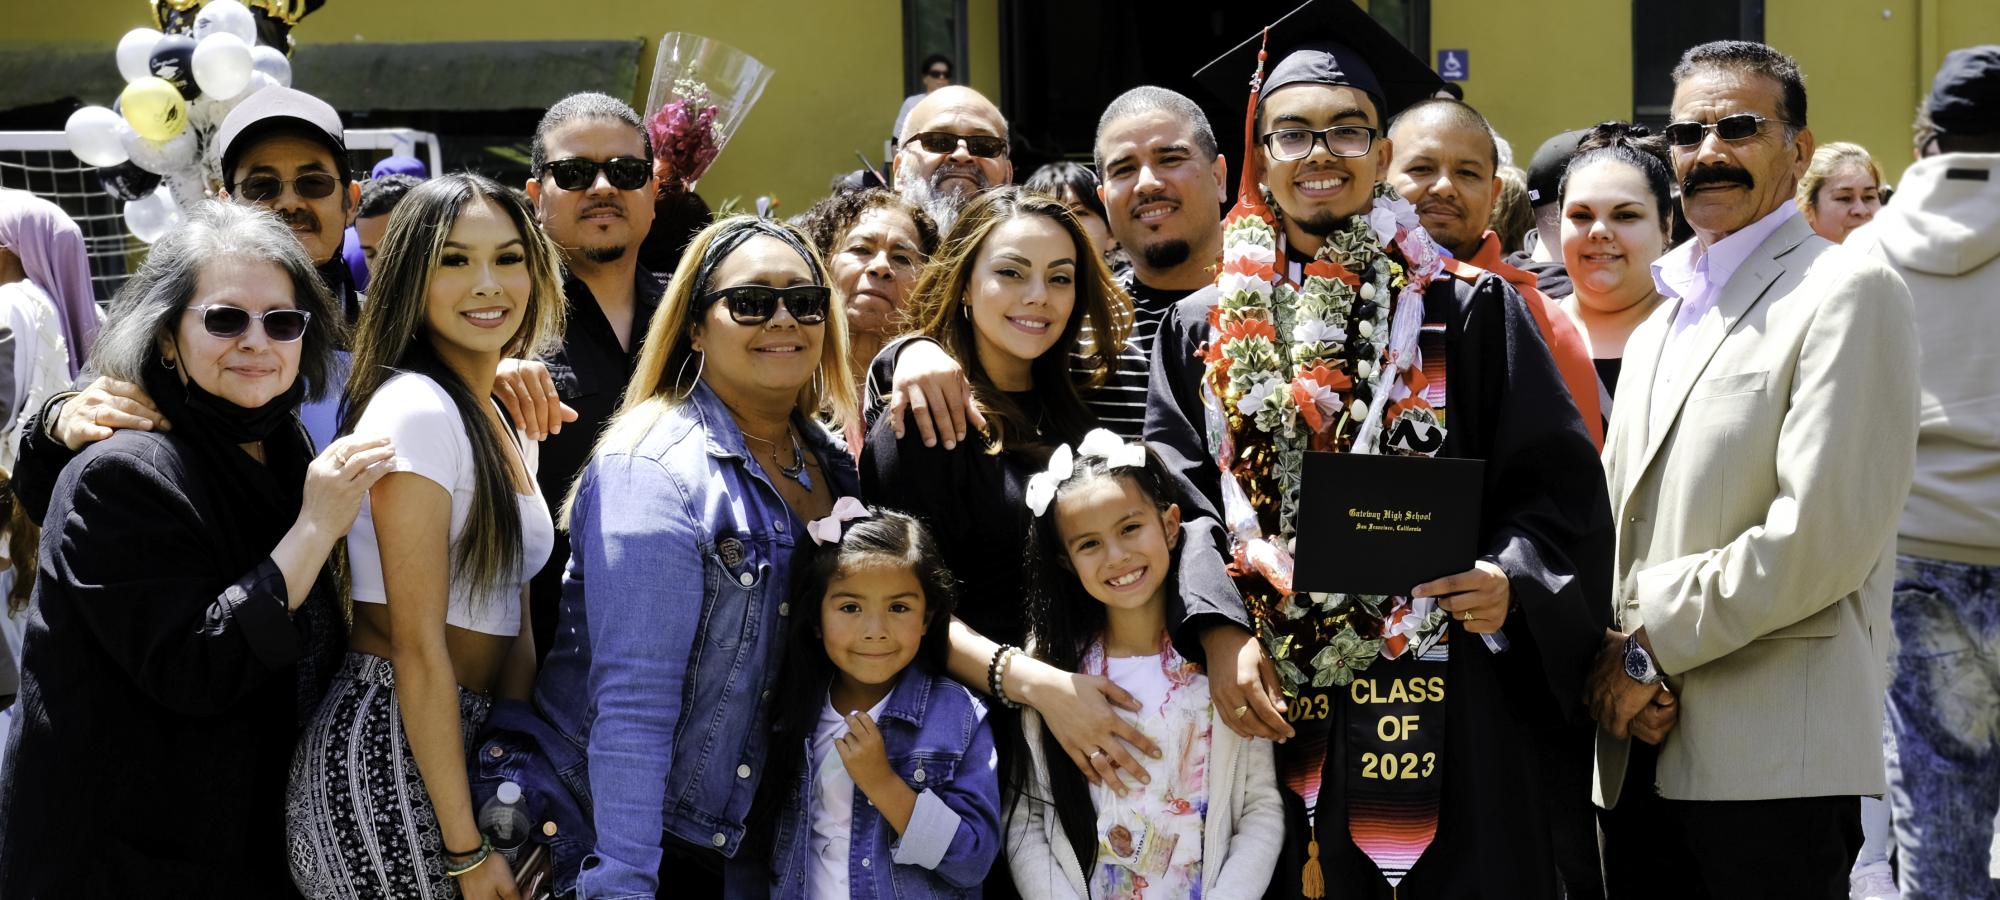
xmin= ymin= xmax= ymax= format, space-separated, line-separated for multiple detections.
xmin=525 ymin=215 xmax=857 ymax=898
xmin=287 ymin=173 xmax=566 ymax=900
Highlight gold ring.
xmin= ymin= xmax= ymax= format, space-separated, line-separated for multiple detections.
xmin=1233 ymin=705 xmax=1251 ymax=719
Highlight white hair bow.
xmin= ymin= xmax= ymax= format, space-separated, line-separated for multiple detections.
xmin=807 ymin=496 xmax=870 ymax=546
xmin=1025 ymin=429 xmax=1147 ymax=517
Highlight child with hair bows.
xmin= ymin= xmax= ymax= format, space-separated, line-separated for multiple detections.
xmin=730 ymin=503 xmax=1001 ymax=899
xmin=1007 ymin=430 xmax=1285 ymax=899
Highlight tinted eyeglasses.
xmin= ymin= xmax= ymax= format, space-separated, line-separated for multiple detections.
xmin=538 ymin=156 xmax=652 ymax=191
xmin=1263 ymin=125 xmax=1379 ymax=161
xmin=925 ymin=67 xmax=950 ymax=79
xmin=1662 ymin=114 xmax=1779 ymax=148
xmin=904 ymin=132 xmax=1009 ymax=159
xmin=185 ymin=304 xmax=313 ymax=343
xmin=702 ymin=284 xmax=831 ymax=326
xmin=236 ymin=173 xmax=340 ymax=203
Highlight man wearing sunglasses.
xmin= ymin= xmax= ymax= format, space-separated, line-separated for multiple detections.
xmin=1590 ymin=41 xmax=1919 ymax=900
xmin=893 ymin=85 xmax=1011 ymax=232
xmin=891 ymin=53 xmax=954 ymax=151
xmin=12 ymin=87 xmax=369 ymax=522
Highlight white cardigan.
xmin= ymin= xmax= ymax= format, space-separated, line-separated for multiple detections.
xmin=1005 ymin=704 xmax=1286 ymax=899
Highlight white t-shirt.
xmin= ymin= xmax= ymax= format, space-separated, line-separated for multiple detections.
xmin=809 ymin=690 xmax=892 ymax=900
xmin=345 ymin=372 xmax=553 ymax=636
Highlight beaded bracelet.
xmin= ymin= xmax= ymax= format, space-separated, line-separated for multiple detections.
xmin=443 ymin=835 xmax=493 ymax=878
xmin=987 ymin=644 xmax=1023 ymax=709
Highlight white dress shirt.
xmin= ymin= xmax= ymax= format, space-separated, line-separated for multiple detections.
xmin=1647 ymin=203 xmax=1800 ymax=438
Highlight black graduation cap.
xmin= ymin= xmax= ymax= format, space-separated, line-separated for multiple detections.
xmin=1193 ymin=0 xmax=1446 ymax=128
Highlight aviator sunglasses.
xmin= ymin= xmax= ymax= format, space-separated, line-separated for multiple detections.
xmin=538 ymin=156 xmax=653 ymax=191
xmin=1662 ymin=114 xmax=1780 ymax=147
xmin=701 ymin=284 xmax=832 ymax=326
xmin=186 ymin=304 xmax=313 ymax=343
xmin=904 ymin=132 xmax=1009 ymax=159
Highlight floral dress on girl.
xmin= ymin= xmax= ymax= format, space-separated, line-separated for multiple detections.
xmin=1085 ymin=633 xmax=1212 ymax=899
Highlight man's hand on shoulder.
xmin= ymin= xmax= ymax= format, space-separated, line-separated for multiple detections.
xmin=52 ymin=377 xmax=167 ymax=450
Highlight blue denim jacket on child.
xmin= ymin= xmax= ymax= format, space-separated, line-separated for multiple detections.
xmin=532 ymin=382 xmax=860 ymax=900
xmin=729 ymin=666 xmax=1002 ymax=899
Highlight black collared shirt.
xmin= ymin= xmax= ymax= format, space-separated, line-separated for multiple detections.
xmin=529 ymin=266 xmax=665 ymax=657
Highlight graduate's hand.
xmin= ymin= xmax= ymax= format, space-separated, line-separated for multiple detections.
xmin=1417 ymin=560 xmax=1511 ymax=635
xmin=1201 ymin=624 xmax=1293 ymax=743
xmin=887 ymin=338 xmax=986 ymax=449
xmin=492 ymin=358 xmax=577 ymax=441
xmin=54 ymin=377 xmax=167 ymax=449
xmin=1586 ymin=629 xmax=1662 ymax=739
xmin=1630 ymin=687 xmax=1680 ymax=745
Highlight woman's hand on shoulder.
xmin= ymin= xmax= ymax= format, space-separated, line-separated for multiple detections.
xmin=298 ymin=434 xmax=397 ymax=538
xmin=54 ymin=376 xmax=167 ymax=450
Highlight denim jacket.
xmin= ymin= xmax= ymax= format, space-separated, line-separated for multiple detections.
xmin=533 ymin=382 xmax=859 ymax=900
xmin=728 ymin=667 xmax=1002 ymax=899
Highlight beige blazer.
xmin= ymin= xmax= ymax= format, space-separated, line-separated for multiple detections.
xmin=1596 ymin=212 xmax=1918 ymax=807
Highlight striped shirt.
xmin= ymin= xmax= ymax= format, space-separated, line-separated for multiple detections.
xmin=1078 ymin=274 xmax=1197 ymax=439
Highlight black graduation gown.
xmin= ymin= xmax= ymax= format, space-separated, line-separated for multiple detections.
xmin=1144 ymin=267 xmax=1614 ymax=899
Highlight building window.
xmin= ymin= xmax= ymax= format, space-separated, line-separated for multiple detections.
xmin=1633 ymin=0 xmax=1765 ymax=129
xmin=903 ymin=0 xmax=970 ymax=96
xmin=1371 ymin=0 xmax=1431 ymax=62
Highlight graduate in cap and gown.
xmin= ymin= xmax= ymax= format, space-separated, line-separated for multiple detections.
xmin=1141 ymin=2 xmax=1615 ymax=896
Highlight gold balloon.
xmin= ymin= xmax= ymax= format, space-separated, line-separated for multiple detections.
xmin=119 ymin=76 xmax=189 ymax=142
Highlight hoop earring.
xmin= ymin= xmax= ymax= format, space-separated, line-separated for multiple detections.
xmin=161 ymin=356 xmax=176 ymax=371
xmin=811 ymin=366 xmax=825 ymax=401
xmin=674 ymin=351 xmax=706 ymax=402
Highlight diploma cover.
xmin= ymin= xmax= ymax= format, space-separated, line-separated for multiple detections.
xmin=1292 ymin=452 xmax=1484 ymax=597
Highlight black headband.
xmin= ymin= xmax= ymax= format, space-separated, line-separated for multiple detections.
xmin=690 ymin=218 xmax=824 ymax=308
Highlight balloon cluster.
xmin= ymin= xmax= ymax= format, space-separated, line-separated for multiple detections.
xmin=62 ymin=0 xmax=297 ymax=243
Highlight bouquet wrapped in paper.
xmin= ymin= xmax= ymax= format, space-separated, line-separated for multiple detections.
xmin=642 ymin=33 xmax=772 ymax=195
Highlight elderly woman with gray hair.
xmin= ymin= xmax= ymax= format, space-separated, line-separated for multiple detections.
xmin=0 ymin=201 xmax=395 ymax=897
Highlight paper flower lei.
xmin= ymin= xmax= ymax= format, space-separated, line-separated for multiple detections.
xmin=1200 ymin=182 xmax=1452 ymax=692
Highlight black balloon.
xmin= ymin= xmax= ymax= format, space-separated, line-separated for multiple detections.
xmin=148 ymin=33 xmax=200 ymax=100
xmin=99 ymin=160 xmax=163 ymax=202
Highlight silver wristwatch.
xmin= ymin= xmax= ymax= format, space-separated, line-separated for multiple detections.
xmin=1623 ymin=634 xmax=1663 ymax=685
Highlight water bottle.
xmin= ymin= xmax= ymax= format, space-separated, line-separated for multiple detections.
xmin=478 ymin=781 xmax=533 ymax=866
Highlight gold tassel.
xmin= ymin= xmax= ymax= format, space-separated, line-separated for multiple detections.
xmin=1302 ymin=838 xmax=1325 ymax=899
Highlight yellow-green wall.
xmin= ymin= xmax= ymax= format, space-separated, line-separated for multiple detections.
xmin=11 ymin=1 xmax=1007 ymax=218
xmin=1428 ymin=0 xmax=1998 ymax=186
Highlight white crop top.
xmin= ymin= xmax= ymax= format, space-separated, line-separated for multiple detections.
xmin=346 ymin=373 xmax=554 ymax=637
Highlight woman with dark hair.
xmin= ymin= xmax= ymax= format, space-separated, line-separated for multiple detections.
xmin=0 ymin=201 xmax=385 ymax=897
xmin=287 ymin=173 xmax=567 ymax=900
xmin=527 ymin=215 xmax=858 ymax=898
xmin=1024 ymin=162 xmax=1122 ymax=271
xmin=1556 ymin=122 xmax=1677 ymax=417
xmin=797 ymin=188 xmax=938 ymax=401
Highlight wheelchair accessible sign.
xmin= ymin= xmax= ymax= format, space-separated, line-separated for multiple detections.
xmin=1438 ymin=49 xmax=1469 ymax=82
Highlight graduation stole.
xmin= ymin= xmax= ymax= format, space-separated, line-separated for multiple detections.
xmin=1198 ymin=181 xmax=1455 ymax=893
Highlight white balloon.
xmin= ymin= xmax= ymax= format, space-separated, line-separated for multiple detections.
xmin=115 ymin=28 xmax=164 ymax=84
xmin=124 ymin=185 xmax=181 ymax=244
xmin=192 ymin=33 xmax=253 ymax=100
xmin=192 ymin=0 xmax=257 ymax=45
xmin=65 ymin=106 xmax=130 ymax=167
xmin=120 ymin=124 xmax=199 ymax=176
xmin=249 ymin=45 xmax=291 ymax=88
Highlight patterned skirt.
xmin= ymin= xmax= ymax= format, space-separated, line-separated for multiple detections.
xmin=287 ymin=652 xmax=492 ymax=900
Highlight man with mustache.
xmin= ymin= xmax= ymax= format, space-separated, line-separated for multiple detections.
xmin=12 ymin=87 xmax=366 ymax=517
xmin=1148 ymin=3 xmax=1612 ymax=894
xmin=893 ymin=85 xmax=1011 ymax=233
xmin=508 ymin=91 xmax=665 ymax=659
xmin=1386 ymin=98 xmax=1603 ymax=448
xmin=1587 ymin=41 xmax=1919 ymax=900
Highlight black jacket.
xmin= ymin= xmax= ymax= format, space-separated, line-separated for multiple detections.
xmin=0 ymin=417 xmax=343 ymax=898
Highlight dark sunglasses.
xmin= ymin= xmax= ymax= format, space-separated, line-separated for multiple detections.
xmin=237 ymin=173 xmax=340 ymax=203
xmin=1662 ymin=114 xmax=1778 ymax=147
xmin=904 ymin=132 xmax=1009 ymax=159
xmin=1263 ymin=125 xmax=1379 ymax=161
xmin=538 ymin=156 xmax=652 ymax=191
xmin=702 ymin=284 xmax=831 ymax=326
xmin=186 ymin=304 xmax=312 ymax=342
xmin=925 ymin=68 xmax=950 ymax=78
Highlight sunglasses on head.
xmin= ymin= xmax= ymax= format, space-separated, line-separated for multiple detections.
xmin=904 ymin=132 xmax=1009 ymax=159
xmin=1662 ymin=114 xmax=1778 ymax=147
xmin=236 ymin=173 xmax=340 ymax=203
xmin=186 ymin=304 xmax=312 ymax=343
xmin=702 ymin=284 xmax=831 ymax=326
xmin=538 ymin=156 xmax=652 ymax=192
